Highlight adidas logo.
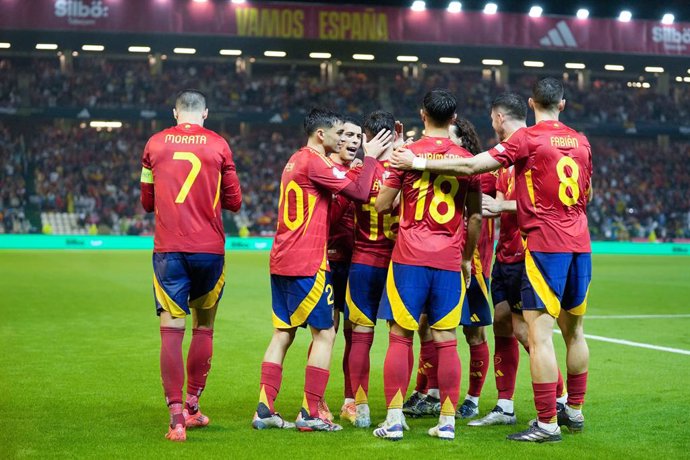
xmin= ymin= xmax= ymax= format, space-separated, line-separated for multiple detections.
xmin=539 ymin=21 xmax=577 ymax=48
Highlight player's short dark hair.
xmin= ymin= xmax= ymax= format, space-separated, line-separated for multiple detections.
xmin=422 ymin=89 xmax=457 ymax=126
xmin=304 ymin=108 xmax=342 ymax=136
xmin=451 ymin=118 xmax=483 ymax=155
xmin=491 ymin=92 xmax=527 ymax=121
xmin=363 ymin=110 xmax=395 ymax=138
xmin=175 ymin=89 xmax=207 ymax=111
xmin=532 ymin=77 xmax=564 ymax=110
xmin=342 ymin=115 xmax=362 ymax=128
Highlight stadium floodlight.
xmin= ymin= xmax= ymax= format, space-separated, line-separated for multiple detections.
xmin=685 ymin=77 xmax=690 ymax=83
xmin=524 ymin=60 xmax=544 ymax=67
xmin=174 ymin=48 xmax=196 ymax=54
xmin=231 ymin=0 xmax=246 ymax=4
xmin=192 ymin=0 xmax=207 ymax=3
xmin=642 ymin=82 xmax=651 ymax=88
xmin=482 ymin=58 xmax=503 ymax=65
xmin=645 ymin=66 xmax=664 ymax=73
xmin=439 ymin=57 xmax=461 ymax=64
xmin=72 ymin=51 xmax=79 ymax=57
xmin=565 ymin=62 xmax=586 ymax=69
xmin=676 ymin=76 xmax=683 ymax=82
xmin=89 ymin=121 xmax=123 ymax=129
xmin=220 ymin=49 xmax=242 ymax=56
xmin=82 ymin=45 xmax=104 ymax=52
xmin=447 ymin=1 xmax=462 ymax=13
xmin=36 ymin=43 xmax=58 ymax=50
xmin=411 ymin=1 xmax=426 ymax=12
xmin=353 ymin=54 xmax=375 ymax=61
xmin=128 ymin=46 xmax=151 ymax=53
xmin=661 ymin=13 xmax=674 ymax=24
xmin=604 ymin=64 xmax=625 ymax=71
xmin=529 ymin=6 xmax=543 ymax=17
xmin=0 ymin=42 xmax=10 ymax=49
xmin=264 ymin=50 xmax=286 ymax=57
xmin=618 ymin=10 xmax=632 ymax=22
xmin=484 ymin=3 xmax=498 ymax=14
xmin=576 ymin=8 xmax=589 ymax=19
xmin=397 ymin=55 xmax=419 ymax=62
xmin=309 ymin=52 xmax=332 ymax=59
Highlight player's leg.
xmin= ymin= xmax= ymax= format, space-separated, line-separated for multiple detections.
xmin=328 ymin=261 xmax=350 ymax=422
xmin=404 ymin=315 xmax=440 ymax=417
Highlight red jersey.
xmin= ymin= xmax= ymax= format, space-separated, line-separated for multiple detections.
xmin=270 ymin=147 xmax=362 ymax=276
xmin=384 ymin=137 xmax=479 ymax=271
xmin=351 ymin=160 xmax=399 ymax=268
xmin=140 ymin=123 xmax=242 ymax=254
xmin=488 ymin=121 xmax=592 ymax=253
xmin=495 ymin=166 xmax=524 ymax=264
xmin=471 ymin=173 xmax=497 ymax=276
xmin=328 ymin=162 xmax=355 ymax=262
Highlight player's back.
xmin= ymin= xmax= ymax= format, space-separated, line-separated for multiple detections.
xmin=144 ymin=123 xmax=233 ymax=254
xmin=495 ymin=166 xmax=524 ymax=263
xmin=518 ymin=121 xmax=592 ymax=252
xmin=387 ymin=137 xmax=478 ymax=271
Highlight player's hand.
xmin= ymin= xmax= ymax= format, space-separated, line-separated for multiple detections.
xmin=482 ymin=195 xmax=502 ymax=215
xmin=362 ymin=129 xmax=393 ymax=159
xmin=390 ymin=147 xmax=415 ymax=170
xmin=461 ymin=259 xmax=472 ymax=289
xmin=350 ymin=158 xmax=363 ymax=168
xmin=392 ymin=121 xmax=405 ymax=150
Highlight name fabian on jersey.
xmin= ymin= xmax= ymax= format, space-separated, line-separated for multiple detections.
xmin=164 ymin=134 xmax=208 ymax=144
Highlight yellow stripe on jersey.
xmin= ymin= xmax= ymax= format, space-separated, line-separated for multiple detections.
xmin=140 ymin=167 xmax=154 ymax=184
xmin=524 ymin=248 xmax=561 ymax=318
xmin=431 ymin=271 xmax=465 ymax=330
xmin=472 ymin=248 xmax=483 ymax=275
xmin=289 ymin=269 xmax=326 ymax=326
xmin=524 ymin=169 xmax=536 ymax=209
xmin=345 ymin=281 xmax=375 ymax=327
xmin=153 ymin=273 xmax=187 ymax=318
xmin=189 ymin=267 xmax=225 ymax=310
xmin=212 ymin=172 xmax=221 ymax=215
xmin=569 ymin=284 xmax=590 ymax=316
xmin=386 ymin=264 xmax=419 ymax=331
xmin=302 ymin=193 xmax=317 ymax=236
xmin=475 ymin=274 xmax=490 ymax=301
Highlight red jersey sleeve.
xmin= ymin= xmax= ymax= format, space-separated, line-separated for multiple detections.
xmin=220 ymin=140 xmax=242 ymax=212
xmin=383 ymin=166 xmax=404 ymax=190
xmin=496 ymin=168 xmax=508 ymax=194
xmin=488 ymin=128 xmax=528 ymax=168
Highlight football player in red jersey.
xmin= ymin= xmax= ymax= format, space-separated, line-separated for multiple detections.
xmin=253 ymin=108 xmax=392 ymax=432
xmin=140 ymin=89 xmax=242 ymax=441
xmin=392 ymin=78 xmax=592 ymax=443
xmin=373 ymin=90 xmax=483 ymax=441
xmin=325 ymin=115 xmax=362 ymax=422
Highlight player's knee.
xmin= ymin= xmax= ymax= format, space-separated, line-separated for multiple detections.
xmin=462 ymin=326 xmax=485 ymax=345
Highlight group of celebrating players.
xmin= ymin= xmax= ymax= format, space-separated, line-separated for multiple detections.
xmin=141 ymin=77 xmax=592 ymax=444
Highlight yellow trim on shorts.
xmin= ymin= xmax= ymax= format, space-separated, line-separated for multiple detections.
xmin=189 ymin=266 xmax=225 ymax=310
xmin=568 ymin=284 xmax=590 ymax=316
xmin=153 ymin=273 xmax=187 ymax=318
xmin=524 ymin=248 xmax=561 ymax=318
xmin=475 ymin=273 xmax=489 ymax=301
xmin=289 ymin=269 xmax=326 ymax=327
xmin=386 ymin=264 xmax=419 ymax=331
xmin=431 ymin=271 xmax=465 ymax=330
xmin=345 ymin=280 xmax=375 ymax=327
xmin=272 ymin=311 xmax=292 ymax=329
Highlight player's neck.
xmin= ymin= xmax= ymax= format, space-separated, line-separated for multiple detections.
xmin=176 ymin=116 xmax=204 ymax=127
xmin=306 ymin=140 xmax=327 ymax=156
xmin=423 ymin=125 xmax=450 ymax=138
xmin=502 ymin=121 xmax=527 ymax=140
xmin=328 ymin=153 xmax=349 ymax=166
xmin=534 ymin=110 xmax=560 ymax=124
xmin=378 ymin=146 xmax=393 ymax=162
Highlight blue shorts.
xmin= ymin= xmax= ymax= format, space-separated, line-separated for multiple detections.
xmin=152 ymin=252 xmax=225 ymax=318
xmin=378 ymin=262 xmax=467 ymax=331
xmin=345 ymin=263 xmax=388 ymax=327
xmin=491 ymin=261 xmax=525 ymax=313
xmin=462 ymin=275 xmax=493 ymax=327
xmin=271 ymin=269 xmax=334 ymax=330
xmin=329 ymin=260 xmax=350 ymax=311
xmin=522 ymin=250 xmax=592 ymax=318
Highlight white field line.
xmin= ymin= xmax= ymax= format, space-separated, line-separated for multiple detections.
xmin=586 ymin=314 xmax=690 ymax=319
xmin=553 ymin=330 xmax=690 ymax=356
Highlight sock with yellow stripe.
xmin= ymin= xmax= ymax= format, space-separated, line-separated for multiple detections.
xmin=303 ymin=366 xmax=330 ymax=418
xmin=435 ymin=339 xmax=461 ymax=416
xmin=349 ymin=331 xmax=374 ymax=404
xmin=259 ymin=362 xmax=282 ymax=413
xmin=383 ymin=332 xmax=413 ymax=409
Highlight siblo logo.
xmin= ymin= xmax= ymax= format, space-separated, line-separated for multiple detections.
xmin=54 ymin=0 xmax=109 ymax=26
xmin=652 ymin=27 xmax=690 ymax=52
xmin=539 ymin=20 xmax=577 ymax=48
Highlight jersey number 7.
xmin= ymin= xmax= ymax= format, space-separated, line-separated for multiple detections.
xmin=173 ymin=151 xmax=201 ymax=203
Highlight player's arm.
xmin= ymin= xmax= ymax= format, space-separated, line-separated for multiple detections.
xmin=375 ymin=184 xmax=399 ymax=214
xmin=140 ymin=144 xmax=155 ymax=212
xmin=483 ymin=191 xmax=516 ymax=217
xmin=220 ymin=143 xmax=242 ymax=212
xmin=462 ymin=189 xmax=482 ymax=286
xmin=391 ymin=149 xmax=501 ymax=176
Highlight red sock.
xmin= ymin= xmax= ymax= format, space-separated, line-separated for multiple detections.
xmin=426 ymin=341 xmax=440 ymax=391
xmin=303 ymin=366 xmax=330 ymax=417
xmin=384 ymin=332 xmax=413 ymax=409
xmin=533 ymin=382 xmax=558 ymax=424
xmin=435 ymin=339 xmax=461 ymax=416
xmin=468 ymin=341 xmax=490 ymax=397
xmin=160 ymin=327 xmax=185 ymax=408
xmin=494 ymin=336 xmax=520 ymax=400
xmin=343 ymin=329 xmax=354 ymax=399
xmin=415 ymin=340 xmax=435 ymax=392
xmin=567 ymin=372 xmax=588 ymax=408
xmin=556 ymin=368 xmax=565 ymax=398
xmin=186 ymin=328 xmax=213 ymax=414
xmin=259 ymin=362 xmax=283 ymax=412
xmin=349 ymin=331 xmax=374 ymax=404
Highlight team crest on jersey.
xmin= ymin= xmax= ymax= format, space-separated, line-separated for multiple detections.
xmin=382 ymin=171 xmax=391 ymax=180
xmin=285 ymin=162 xmax=295 ymax=172
xmin=332 ymin=166 xmax=347 ymax=179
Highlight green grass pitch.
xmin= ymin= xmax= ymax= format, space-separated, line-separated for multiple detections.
xmin=1 ymin=251 xmax=689 ymax=458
